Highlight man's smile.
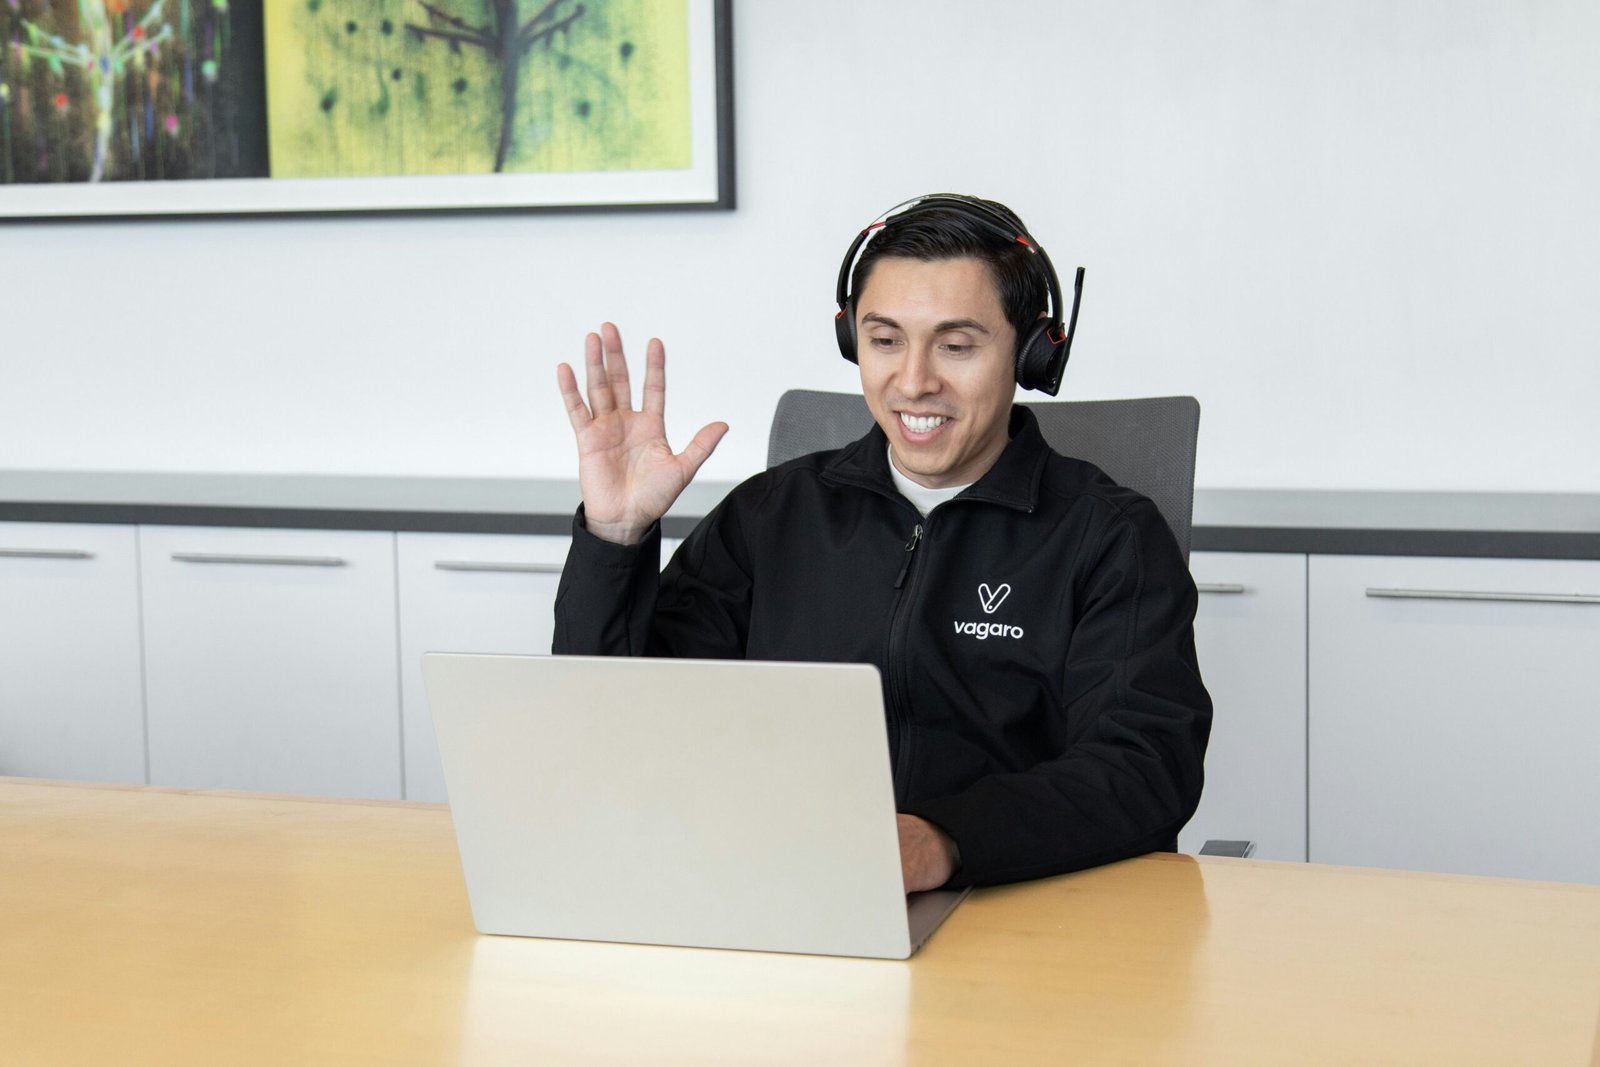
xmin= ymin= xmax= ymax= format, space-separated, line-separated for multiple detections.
xmin=898 ymin=412 xmax=951 ymax=436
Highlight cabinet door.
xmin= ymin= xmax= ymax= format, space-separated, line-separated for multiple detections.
xmin=397 ymin=533 xmax=569 ymax=802
xmin=397 ymin=533 xmax=682 ymax=802
xmin=140 ymin=526 xmax=401 ymax=799
xmin=0 ymin=522 xmax=146 ymax=784
xmin=1309 ymin=555 xmax=1600 ymax=883
xmin=1180 ymin=552 xmax=1308 ymax=861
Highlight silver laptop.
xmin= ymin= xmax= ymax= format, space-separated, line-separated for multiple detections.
xmin=421 ymin=653 xmax=968 ymax=959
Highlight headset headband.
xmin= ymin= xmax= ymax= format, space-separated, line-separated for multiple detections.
xmin=833 ymin=195 xmax=1052 ymax=316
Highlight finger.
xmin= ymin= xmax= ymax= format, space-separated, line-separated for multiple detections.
xmin=676 ymin=421 xmax=729 ymax=482
xmin=556 ymin=363 xmax=591 ymax=432
xmin=600 ymin=321 xmax=634 ymax=412
xmin=583 ymin=330 xmax=615 ymax=416
xmin=641 ymin=337 xmax=667 ymax=418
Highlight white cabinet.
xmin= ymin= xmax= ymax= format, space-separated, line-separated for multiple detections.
xmin=1181 ymin=552 xmax=1308 ymax=861
xmin=9 ymin=502 xmax=1597 ymax=888
xmin=397 ymin=534 xmax=682 ymax=802
xmin=1309 ymin=555 xmax=1600 ymax=883
xmin=0 ymin=522 xmax=146 ymax=784
xmin=139 ymin=526 xmax=402 ymax=799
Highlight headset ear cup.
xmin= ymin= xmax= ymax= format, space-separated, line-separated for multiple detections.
xmin=1011 ymin=326 xmax=1062 ymax=396
xmin=835 ymin=304 xmax=859 ymax=364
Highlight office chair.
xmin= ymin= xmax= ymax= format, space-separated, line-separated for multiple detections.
xmin=766 ymin=389 xmax=1252 ymax=860
xmin=766 ymin=390 xmax=1201 ymax=562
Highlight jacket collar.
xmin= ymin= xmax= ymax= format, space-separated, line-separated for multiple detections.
xmin=820 ymin=405 xmax=1050 ymax=513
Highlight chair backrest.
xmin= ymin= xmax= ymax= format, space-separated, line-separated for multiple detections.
xmin=766 ymin=390 xmax=1200 ymax=561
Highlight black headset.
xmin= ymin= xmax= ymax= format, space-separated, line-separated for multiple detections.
xmin=834 ymin=193 xmax=1085 ymax=396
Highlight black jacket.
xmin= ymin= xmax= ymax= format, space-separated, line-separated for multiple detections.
xmin=554 ymin=406 xmax=1211 ymax=887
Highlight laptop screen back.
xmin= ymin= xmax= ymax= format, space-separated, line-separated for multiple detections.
xmin=423 ymin=653 xmax=917 ymax=958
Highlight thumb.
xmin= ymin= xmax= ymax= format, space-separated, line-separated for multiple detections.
xmin=677 ymin=421 xmax=729 ymax=481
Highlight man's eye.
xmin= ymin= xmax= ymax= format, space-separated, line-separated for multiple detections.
xmin=869 ymin=337 xmax=901 ymax=348
xmin=941 ymin=344 xmax=973 ymax=355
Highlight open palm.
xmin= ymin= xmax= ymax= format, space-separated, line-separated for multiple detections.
xmin=557 ymin=323 xmax=729 ymax=545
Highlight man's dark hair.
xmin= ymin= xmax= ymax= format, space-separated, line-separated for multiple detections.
xmin=849 ymin=197 xmax=1047 ymax=343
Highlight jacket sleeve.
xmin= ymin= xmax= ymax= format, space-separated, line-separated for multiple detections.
xmin=551 ymin=505 xmax=664 ymax=656
xmin=552 ymin=501 xmax=754 ymax=659
xmin=904 ymin=499 xmax=1212 ymax=888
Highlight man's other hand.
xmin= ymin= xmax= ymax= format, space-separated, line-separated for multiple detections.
xmin=556 ymin=323 xmax=728 ymax=545
xmin=898 ymin=813 xmax=960 ymax=893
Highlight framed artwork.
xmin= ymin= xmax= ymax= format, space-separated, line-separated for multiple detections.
xmin=0 ymin=0 xmax=733 ymax=219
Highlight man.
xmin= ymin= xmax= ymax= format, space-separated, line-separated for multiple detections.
xmin=554 ymin=195 xmax=1210 ymax=891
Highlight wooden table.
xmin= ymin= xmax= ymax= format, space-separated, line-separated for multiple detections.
xmin=4 ymin=779 xmax=1598 ymax=1065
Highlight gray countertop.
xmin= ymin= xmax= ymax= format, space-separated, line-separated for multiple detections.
xmin=0 ymin=470 xmax=726 ymax=538
xmin=1188 ymin=489 xmax=1600 ymax=559
xmin=1193 ymin=489 xmax=1600 ymax=533
xmin=3 ymin=471 xmax=1597 ymax=559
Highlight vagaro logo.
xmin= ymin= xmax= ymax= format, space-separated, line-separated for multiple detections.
xmin=956 ymin=582 xmax=1023 ymax=640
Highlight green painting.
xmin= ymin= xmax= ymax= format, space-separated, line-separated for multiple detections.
xmin=0 ymin=0 xmax=268 ymax=184
xmin=265 ymin=0 xmax=691 ymax=178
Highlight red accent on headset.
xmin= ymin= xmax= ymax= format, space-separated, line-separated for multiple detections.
xmin=866 ymin=221 xmax=887 ymax=233
xmin=834 ymin=309 xmax=846 ymax=320
xmin=1015 ymin=235 xmax=1036 ymax=251
xmin=1047 ymin=327 xmax=1067 ymax=345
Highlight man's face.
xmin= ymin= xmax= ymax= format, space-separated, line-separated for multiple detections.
xmin=855 ymin=256 xmax=1018 ymax=490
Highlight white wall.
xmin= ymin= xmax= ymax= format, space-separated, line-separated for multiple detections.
xmin=3 ymin=0 xmax=1596 ymax=492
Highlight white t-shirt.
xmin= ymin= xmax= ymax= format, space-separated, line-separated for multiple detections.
xmin=887 ymin=445 xmax=971 ymax=517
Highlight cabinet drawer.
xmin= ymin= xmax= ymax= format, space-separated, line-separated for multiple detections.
xmin=140 ymin=526 xmax=401 ymax=799
xmin=1309 ymin=555 xmax=1600 ymax=883
xmin=0 ymin=522 xmax=146 ymax=783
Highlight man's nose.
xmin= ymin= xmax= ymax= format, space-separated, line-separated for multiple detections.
xmin=895 ymin=344 xmax=939 ymax=398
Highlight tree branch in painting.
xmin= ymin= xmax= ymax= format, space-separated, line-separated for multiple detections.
xmin=406 ymin=0 xmax=585 ymax=173
xmin=11 ymin=0 xmax=173 ymax=181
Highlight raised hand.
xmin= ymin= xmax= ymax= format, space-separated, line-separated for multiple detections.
xmin=557 ymin=323 xmax=729 ymax=545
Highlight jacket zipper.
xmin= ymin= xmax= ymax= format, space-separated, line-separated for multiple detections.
xmin=894 ymin=524 xmax=923 ymax=589
xmin=886 ymin=521 xmax=924 ymax=804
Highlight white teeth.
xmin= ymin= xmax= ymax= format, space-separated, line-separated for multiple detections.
xmin=899 ymin=413 xmax=949 ymax=434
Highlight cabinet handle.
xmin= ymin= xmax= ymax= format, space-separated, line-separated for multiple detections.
xmin=1196 ymin=583 xmax=1246 ymax=595
xmin=434 ymin=561 xmax=564 ymax=575
xmin=172 ymin=553 xmax=348 ymax=568
xmin=1365 ymin=587 xmax=1600 ymax=606
xmin=0 ymin=548 xmax=96 ymax=560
